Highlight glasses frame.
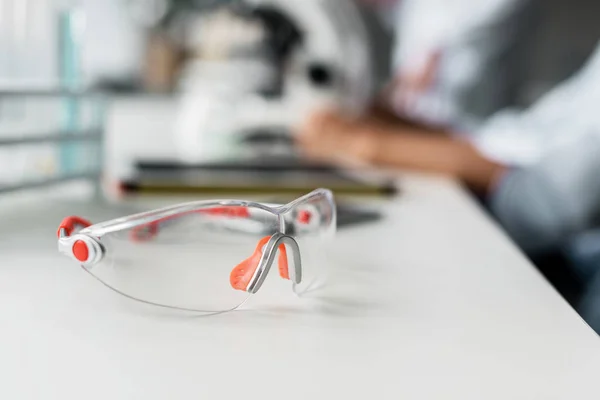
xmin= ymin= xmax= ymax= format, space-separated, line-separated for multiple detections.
xmin=57 ymin=189 xmax=335 ymax=311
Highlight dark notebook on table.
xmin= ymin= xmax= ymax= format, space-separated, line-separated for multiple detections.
xmin=120 ymin=157 xmax=398 ymax=198
xmin=119 ymin=157 xmax=392 ymax=228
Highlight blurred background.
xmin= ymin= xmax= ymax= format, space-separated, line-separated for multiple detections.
xmin=1 ymin=0 xmax=599 ymax=331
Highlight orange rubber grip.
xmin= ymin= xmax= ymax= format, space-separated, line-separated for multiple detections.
xmin=230 ymin=236 xmax=290 ymax=291
xmin=57 ymin=216 xmax=93 ymax=238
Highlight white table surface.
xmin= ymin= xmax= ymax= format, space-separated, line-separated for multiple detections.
xmin=1 ymin=175 xmax=599 ymax=400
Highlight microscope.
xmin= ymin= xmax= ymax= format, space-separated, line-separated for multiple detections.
xmin=174 ymin=0 xmax=392 ymax=163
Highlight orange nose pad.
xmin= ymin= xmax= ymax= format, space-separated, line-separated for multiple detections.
xmin=230 ymin=236 xmax=290 ymax=291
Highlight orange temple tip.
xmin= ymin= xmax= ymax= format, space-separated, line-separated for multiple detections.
xmin=57 ymin=216 xmax=93 ymax=238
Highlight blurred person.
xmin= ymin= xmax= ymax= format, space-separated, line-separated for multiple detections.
xmin=297 ymin=0 xmax=600 ymax=331
xmin=362 ymin=0 xmax=534 ymax=127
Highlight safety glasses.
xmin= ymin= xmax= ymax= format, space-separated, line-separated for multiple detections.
xmin=57 ymin=189 xmax=336 ymax=314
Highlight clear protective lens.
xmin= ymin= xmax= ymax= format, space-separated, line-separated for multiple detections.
xmin=86 ymin=205 xmax=279 ymax=313
xmin=283 ymin=190 xmax=336 ymax=295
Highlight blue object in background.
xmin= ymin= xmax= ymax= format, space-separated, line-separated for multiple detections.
xmin=58 ymin=7 xmax=84 ymax=175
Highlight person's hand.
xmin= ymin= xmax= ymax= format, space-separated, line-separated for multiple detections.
xmin=295 ymin=110 xmax=384 ymax=166
xmin=296 ymin=109 xmax=506 ymax=194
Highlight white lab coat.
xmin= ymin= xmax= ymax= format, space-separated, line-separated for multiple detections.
xmin=385 ymin=0 xmax=533 ymax=127
xmin=474 ymin=42 xmax=600 ymax=165
xmin=485 ymin=43 xmax=600 ymax=253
